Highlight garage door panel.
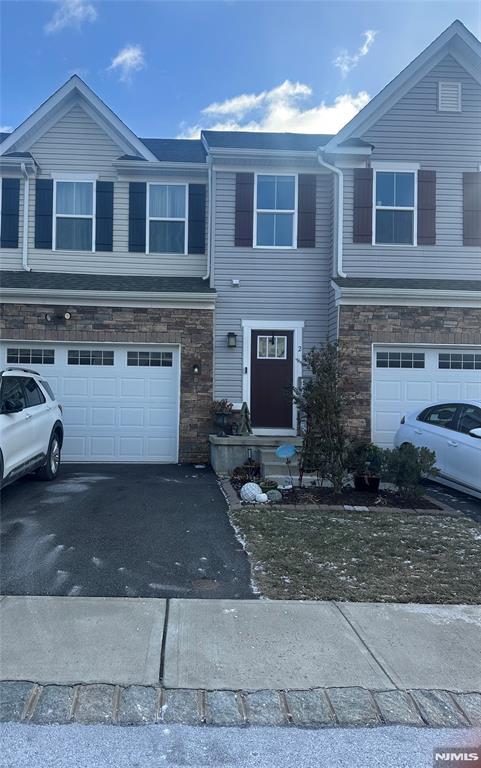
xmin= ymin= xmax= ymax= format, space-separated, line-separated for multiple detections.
xmin=374 ymin=381 xmax=402 ymax=400
xmin=147 ymin=437 xmax=177 ymax=459
xmin=63 ymin=378 xmax=89 ymax=396
xmin=406 ymin=381 xmax=431 ymax=401
xmin=91 ymin=408 xmax=116 ymax=426
xmin=434 ymin=382 xmax=463 ymax=400
xmin=92 ymin=379 xmax=117 ymax=397
xmin=65 ymin=407 xmax=88 ymax=426
xmin=0 ymin=342 xmax=179 ymax=462
xmin=119 ymin=436 xmax=144 ymax=457
xmin=120 ymin=408 xmax=144 ymax=427
xmin=120 ymin=379 xmax=145 ymax=398
xmin=91 ymin=436 xmax=116 ymax=457
xmin=373 ymin=345 xmax=481 ymax=448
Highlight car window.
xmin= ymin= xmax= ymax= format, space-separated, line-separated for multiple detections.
xmin=23 ymin=378 xmax=46 ymax=408
xmin=421 ymin=403 xmax=459 ymax=430
xmin=1 ymin=377 xmax=26 ymax=410
xmin=457 ymin=405 xmax=481 ymax=435
xmin=40 ymin=380 xmax=55 ymax=401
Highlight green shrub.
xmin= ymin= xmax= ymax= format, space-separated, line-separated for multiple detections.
xmin=381 ymin=443 xmax=438 ymax=500
xmin=349 ymin=441 xmax=382 ymax=478
xmin=293 ymin=343 xmax=353 ymax=493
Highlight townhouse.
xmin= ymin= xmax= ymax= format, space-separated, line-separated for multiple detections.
xmin=1 ymin=19 xmax=480 ymax=463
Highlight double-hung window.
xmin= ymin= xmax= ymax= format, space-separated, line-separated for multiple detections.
xmin=148 ymin=183 xmax=187 ymax=254
xmin=255 ymin=174 xmax=296 ymax=248
xmin=54 ymin=180 xmax=95 ymax=251
xmin=374 ymin=170 xmax=416 ymax=245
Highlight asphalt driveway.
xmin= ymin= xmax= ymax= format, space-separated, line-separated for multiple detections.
xmin=0 ymin=464 xmax=254 ymax=599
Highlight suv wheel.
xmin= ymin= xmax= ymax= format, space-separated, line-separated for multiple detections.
xmin=37 ymin=432 xmax=61 ymax=481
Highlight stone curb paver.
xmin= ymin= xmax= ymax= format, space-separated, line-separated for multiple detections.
xmin=410 ymin=690 xmax=470 ymax=727
xmin=327 ymin=687 xmax=380 ymax=726
xmin=1 ymin=681 xmax=480 ymax=728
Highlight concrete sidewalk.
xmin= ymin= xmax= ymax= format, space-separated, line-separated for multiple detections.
xmin=1 ymin=597 xmax=480 ymax=692
xmin=1 ymin=597 xmax=481 ymax=727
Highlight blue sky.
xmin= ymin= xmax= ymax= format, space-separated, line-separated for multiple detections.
xmin=1 ymin=1 xmax=480 ymax=139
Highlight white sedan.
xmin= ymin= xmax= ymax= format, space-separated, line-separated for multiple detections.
xmin=394 ymin=400 xmax=481 ymax=498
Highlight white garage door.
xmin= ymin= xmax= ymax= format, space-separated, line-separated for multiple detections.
xmin=1 ymin=342 xmax=180 ymax=462
xmin=372 ymin=345 xmax=481 ymax=447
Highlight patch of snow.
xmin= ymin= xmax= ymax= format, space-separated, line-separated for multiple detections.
xmin=91 ymin=556 xmax=103 ymax=568
xmin=68 ymin=585 xmax=82 ymax=596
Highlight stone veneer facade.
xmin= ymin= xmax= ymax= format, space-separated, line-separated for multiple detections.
xmin=0 ymin=303 xmax=213 ymax=463
xmin=338 ymin=304 xmax=481 ymax=439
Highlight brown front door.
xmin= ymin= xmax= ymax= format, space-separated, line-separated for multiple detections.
xmin=250 ymin=330 xmax=294 ymax=429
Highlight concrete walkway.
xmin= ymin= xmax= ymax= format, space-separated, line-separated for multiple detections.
xmin=1 ymin=597 xmax=481 ymax=727
xmin=1 ymin=597 xmax=480 ymax=693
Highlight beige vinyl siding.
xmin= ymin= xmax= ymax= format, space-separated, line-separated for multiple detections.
xmin=2 ymin=102 xmax=208 ymax=276
xmin=213 ymin=170 xmax=333 ymax=402
xmin=343 ymin=55 xmax=481 ymax=279
xmin=0 ymin=174 xmax=23 ymax=270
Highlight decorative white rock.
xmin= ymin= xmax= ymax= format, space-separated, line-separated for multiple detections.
xmin=240 ymin=482 xmax=262 ymax=503
xmin=255 ymin=493 xmax=268 ymax=503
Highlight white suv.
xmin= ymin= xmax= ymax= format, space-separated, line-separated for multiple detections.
xmin=0 ymin=367 xmax=63 ymax=489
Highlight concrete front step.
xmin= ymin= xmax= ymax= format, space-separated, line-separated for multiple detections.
xmin=259 ymin=446 xmax=300 ymax=480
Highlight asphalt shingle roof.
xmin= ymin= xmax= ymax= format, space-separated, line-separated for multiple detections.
xmin=140 ymin=138 xmax=206 ymax=163
xmin=202 ymin=130 xmax=334 ymax=152
xmin=333 ymin=277 xmax=481 ymax=291
xmin=0 ymin=271 xmax=215 ymax=294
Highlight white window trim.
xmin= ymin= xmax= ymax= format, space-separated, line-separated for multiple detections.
xmin=438 ymin=81 xmax=462 ymax=112
xmin=52 ymin=177 xmax=96 ymax=252
xmin=253 ymin=172 xmax=298 ymax=249
xmin=257 ymin=334 xmax=288 ymax=360
xmin=372 ymin=167 xmax=417 ymax=247
xmin=241 ymin=319 xmax=304 ymax=435
xmin=146 ymin=182 xmax=188 ymax=256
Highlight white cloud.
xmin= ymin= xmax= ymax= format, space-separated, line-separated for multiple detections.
xmin=0 ymin=126 xmax=13 ymax=133
xmin=333 ymin=30 xmax=378 ymax=77
xmin=45 ymin=0 xmax=97 ymax=34
xmin=108 ymin=44 xmax=145 ymax=83
xmin=178 ymin=80 xmax=370 ymax=139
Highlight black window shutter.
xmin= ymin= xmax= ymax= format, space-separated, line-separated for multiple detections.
xmin=128 ymin=182 xmax=146 ymax=252
xmin=35 ymin=178 xmax=53 ymax=249
xmin=235 ymin=172 xmax=254 ymax=247
xmin=0 ymin=178 xmax=20 ymax=248
xmin=417 ymin=170 xmax=436 ymax=245
xmin=353 ymin=168 xmax=373 ymax=243
xmin=188 ymin=184 xmax=206 ymax=254
xmin=463 ymin=172 xmax=481 ymax=247
xmin=297 ymin=174 xmax=316 ymax=248
xmin=95 ymin=181 xmax=114 ymax=252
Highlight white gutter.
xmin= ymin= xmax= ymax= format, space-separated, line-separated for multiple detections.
xmin=203 ymin=156 xmax=213 ymax=281
xmin=317 ymin=151 xmax=346 ymax=278
xmin=20 ymin=162 xmax=31 ymax=272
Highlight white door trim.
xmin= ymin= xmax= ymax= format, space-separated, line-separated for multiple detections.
xmin=241 ymin=319 xmax=304 ymax=435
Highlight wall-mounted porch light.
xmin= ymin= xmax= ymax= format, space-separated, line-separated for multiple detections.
xmin=192 ymin=362 xmax=201 ymax=376
xmin=227 ymin=332 xmax=237 ymax=348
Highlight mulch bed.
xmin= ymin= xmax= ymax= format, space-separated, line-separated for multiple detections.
xmin=230 ymin=477 xmax=441 ymax=510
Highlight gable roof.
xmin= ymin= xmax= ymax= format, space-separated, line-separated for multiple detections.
xmin=0 ymin=75 xmax=158 ymax=162
xmin=202 ymin=130 xmax=333 ymax=152
xmin=325 ymin=19 xmax=481 ymax=153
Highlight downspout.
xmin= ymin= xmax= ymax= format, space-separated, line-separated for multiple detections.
xmin=21 ymin=162 xmax=31 ymax=271
xmin=317 ymin=151 xmax=346 ymax=278
xmin=202 ymin=155 xmax=213 ymax=281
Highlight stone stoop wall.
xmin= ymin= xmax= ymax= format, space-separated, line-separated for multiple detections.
xmin=338 ymin=304 xmax=481 ymax=440
xmin=0 ymin=303 xmax=213 ymax=463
